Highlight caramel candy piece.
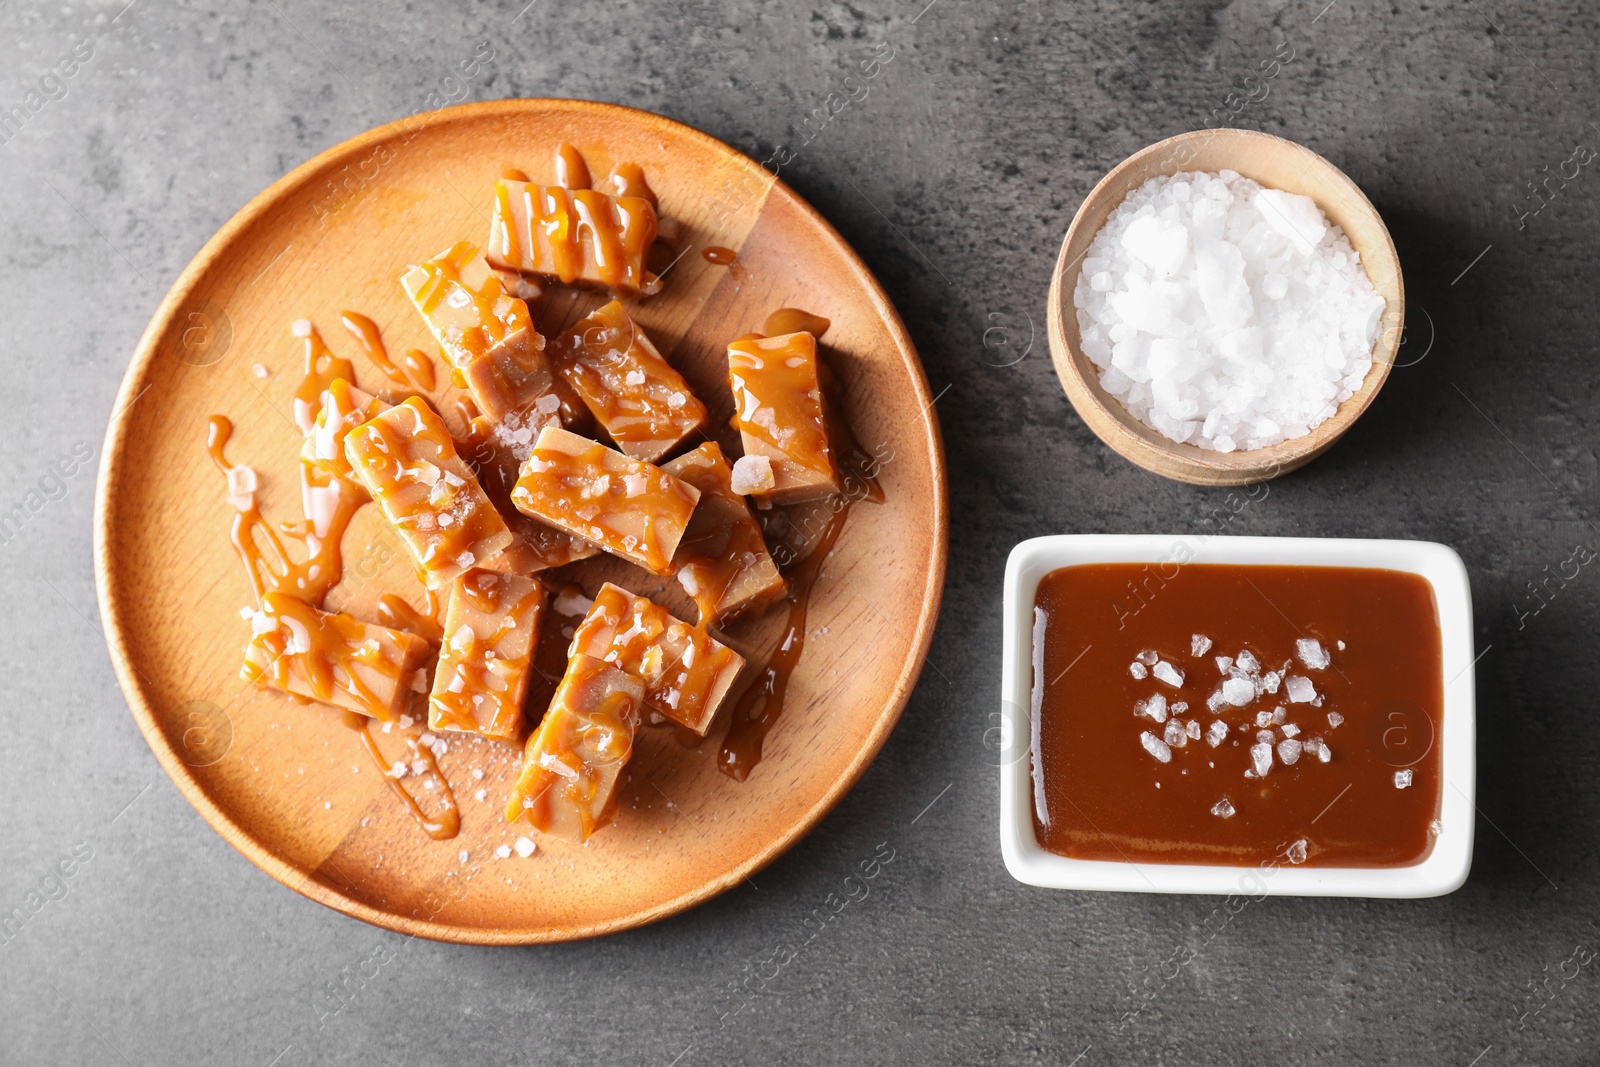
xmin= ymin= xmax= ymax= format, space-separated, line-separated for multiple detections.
xmin=400 ymin=241 xmax=559 ymax=422
xmin=662 ymin=442 xmax=786 ymax=625
xmin=428 ymin=569 xmax=545 ymax=741
xmin=242 ymin=593 xmax=431 ymax=722
xmin=505 ymin=654 xmax=643 ymax=842
xmin=510 ymin=426 xmax=701 ymax=575
xmin=344 ymin=397 xmax=513 ymax=589
xmin=458 ymin=414 xmax=599 ymax=575
xmin=551 ymin=301 xmax=708 ymax=462
xmin=487 ymin=180 xmax=659 ymax=299
xmin=726 ymin=331 xmax=843 ymax=504
xmin=301 ymin=378 xmax=387 ymax=485
xmin=570 ymin=583 xmax=745 ymax=735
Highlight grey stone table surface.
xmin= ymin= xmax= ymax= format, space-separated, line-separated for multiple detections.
xmin=1 ymin=0 xmax=1595 ymax=1063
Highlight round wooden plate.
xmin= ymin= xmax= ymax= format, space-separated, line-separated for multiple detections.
xmin=93 ymin=99 xmax=948 ymax=944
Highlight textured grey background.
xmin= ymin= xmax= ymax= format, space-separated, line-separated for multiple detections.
xmin=1 ymin=0 xmax=1595 ymax=1063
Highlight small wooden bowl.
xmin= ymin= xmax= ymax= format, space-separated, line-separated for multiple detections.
xmin=1046 ymin=129 xmax=1404 ymax=486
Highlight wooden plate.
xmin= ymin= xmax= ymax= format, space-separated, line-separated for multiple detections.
xmin=93 ymin=99 xmax=948 ymax=944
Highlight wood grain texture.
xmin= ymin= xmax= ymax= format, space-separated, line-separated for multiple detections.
xmin=92 ymin=99 xmax=948 ymax=945
xmin=1047 ymin=128 xmax=1405 ymax=486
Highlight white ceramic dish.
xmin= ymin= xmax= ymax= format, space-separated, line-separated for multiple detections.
xmin=999 ymin=535 xmax=1474 ymax=898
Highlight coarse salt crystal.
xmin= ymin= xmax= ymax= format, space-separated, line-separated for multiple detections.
xmin=729 ymin=454 xmax=775 ymax=495
xmin=1140 ymin=731 xmax=1172 ymax=763
xmin=1215 ymin=655 xmax=1233 ymax=674
xmin=1186 ymin=719 xmax=1201 ymax=740
xmin=1296 ymin=638 xmax=1330 ymax=670
xmin=1277 ymin=738 xmax=1302 ymax=765
xmin=1191 ymin=634 xmax=1212 ymax=656
xmin=1235 ymin=650 xmax=1260 ymax=674
xmin=494 ymin=844 xmax=512 ymax=859
xmin=1281 ymin=723 xmax=1300 ymax=738
xmin=1152 ymin=660 xmax=1185 ymax=688
xmin=1136 ymin=650 xmax=1159 ymax=666
xmin=1129 ymin=661 xmax=1149 ymax=680
xmin=1163 ymin=719 xmax=1188 ymax=748
xmin=1073 ymin=170 xmax=1384 ymax=453
xmin=1285 ymin=838 xmax=1309 ymax=864
xmin=1285 ymin=675 xmax=1317 ymax=703
xmin=1221 ymin=677 xmax=1255 ymax=706
xmin=514 ymin=836 xmax=537 ymax=857
xmin=1250 ymin=742 xmax=1273 ymax=777
xmin=1135 ymin=694 xmax=1169 ymax=723
xmin=1211 ymin=798 xmax=1235 ymax=818
xmin=1326 ymin=711 xmax=1344 ymax=729
xmin=1206 ymin=720 xmax=1228 ymax=747
xmin=1394 ymin=769 xmax=1412 ymax=789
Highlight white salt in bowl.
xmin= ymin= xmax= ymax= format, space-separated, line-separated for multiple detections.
xmin=1047 ymin=129 xmax=1404 ymax=486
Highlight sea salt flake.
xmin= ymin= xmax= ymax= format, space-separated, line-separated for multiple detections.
xmin=1250 ymin=742 xmax=1273 ymax=777
xmin=1215 ymin=655 xmax=1234 ymax=674
xmin=1136 ymin=650 xmax=1159 ymax=666
xmin=1211 ymin=798 xmax=1236 ymax=819
xmin=1235 ymin=650 xmax=1260 ymax=674
xmin=1285 ymin=675 xmax=1317 ymax=703
xmin=1296 ymin=638 xmax=1331 ymax=670
xmin=1140 ymin=731 xmax=1173 ymax=763
xmin=1135 ymin=694 xmax=1169 ymax=723
xmin=1277 ymin=738 xmax=1302 ymax=765
xmin=1326 ymin=711 xmax=1344 ymax=729
xmin=1221 ymin=677 xmax=1255 ymax=706
xmin=494 ymin=844 xmax=512 ymax=859
xmin=1129 ymin=661 xmax=1148 ymax=680
xmin=1164 ymin=719 xmax=1188 ymax=748
xmin=1394 ymin=769 xmax=1413 ymax=789
xmin=1206 ymin=720 xmax=1228 ymax=747
xmin=1281 ymin=723 xmax=1300 ymax=738
xmin=1191 ymin=634 xmax=1212 ymax=656
xmin=1152 ymin=660 xmax=1185 ymax=688
xmin=514 ymin=836 xmax=537 ymax=857
xmin=1285 ymin=838 xmax=1309 ymax=864
xmin=1186 ymin=719 xmax=1201 ymax=740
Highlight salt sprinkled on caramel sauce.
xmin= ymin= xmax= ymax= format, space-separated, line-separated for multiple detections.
xmin=207 ymin=318 xmax=459 ymax=840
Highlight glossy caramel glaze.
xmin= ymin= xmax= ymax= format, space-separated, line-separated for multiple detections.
xmin=403 ymin=349 xmax=437 ymax=391
xmin=702 ymin=245 xmax=737 ymax=266
xmin=343 ymin=397 xmax=513 ymax=589
xmin=555 ymin=142 xmax=592 ymax=190
xmin=344 ymin=712 xmax=461 ymax=840
xmin=719 ymin=502 xmax=850 ymax=781
xmin=1031 ymin=564 xmax=1444 ymax=868
xmin=400 ymin=241 xmax=536 ymax=369
xmin=605 ymin=162 xmax=659 ymax=210
xmin=762 ymin=308 xmax=832 ymax=339
xmin=429 ymin=569 xmax=545 ymax=740
xmin=727 ymin=331 xmax=842 ymax=504
xmin=551 ymin=300 xmax=708 ymax=462
xmin=510 ymin=426 xmax=700 ymax=575
xmin=377 ymin=592 xmax=443 ymax=645
xmin=242 ymin=592 xmax=431 ymax=722
xmin=458 ymin=414 xmax=600 ymax=574
xmin=570 ymin=582 xmax=744 ymax=735
xmin=505 ymin=654 xmax=643 ymax=842
xmin=300 ymin=378 xmax=387 ymax=486
xmin=208 ymin=413 xmax=361 ymax=606
xmin=488 ymin=179 xmax=660 ymax=299
xmin=663 ymin=442 xmax=786 ymax=626
xmin=340 ymin=310 xmax=431 ymax=394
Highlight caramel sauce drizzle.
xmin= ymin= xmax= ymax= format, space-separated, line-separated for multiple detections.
xmin=555 ymin=142 xmax=592 ymax=190
xmin=502 ymin=167 xmax=531 ymax=183
xmin=493 ymin=176 xmax=659 ymax=298
xmin=207 ymin=413 xmax=361 ymax=605
xmin=702 ymin=246 xmax=737 ymax=266
xmin=210 ymin=316 xmax=464 ymax=840
xmin=763 ymin=308 xmax=831 ymax=339
xmin=341 ymin=310 xmax=433 ymax=393
xmin=512 ymin=433 xmax=699 ymax=575
xmin=572 ymin=584 xmax=740 ymax=732
xmin=343 ymin=712 xmax=461 ymax=841
xmin=665 ymin=443 xmax=786 ymax=627
xmin=718 ymin=502 xmax=851 ymax=781
xmin=429 ymin=576 xmax=542 ymax=737
xmin=405 ymin=241 xmax=532 ymax=368
xmin=377 ymin=592 xmax=444 ymax=645
xmin=242 ymin=592 xmax=424 ymax=721
xmin=606 ymin=162 xmax=659 ymax=210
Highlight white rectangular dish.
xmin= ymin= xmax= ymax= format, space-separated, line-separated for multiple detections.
xmin=999 ymin=534 xmax=1474 ymax=898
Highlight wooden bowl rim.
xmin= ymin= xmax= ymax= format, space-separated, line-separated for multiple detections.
xmin=92 ymin=97 xmax=949 ymax=945
xmin=1047 ymin=127 xmax=1405 ymax=486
